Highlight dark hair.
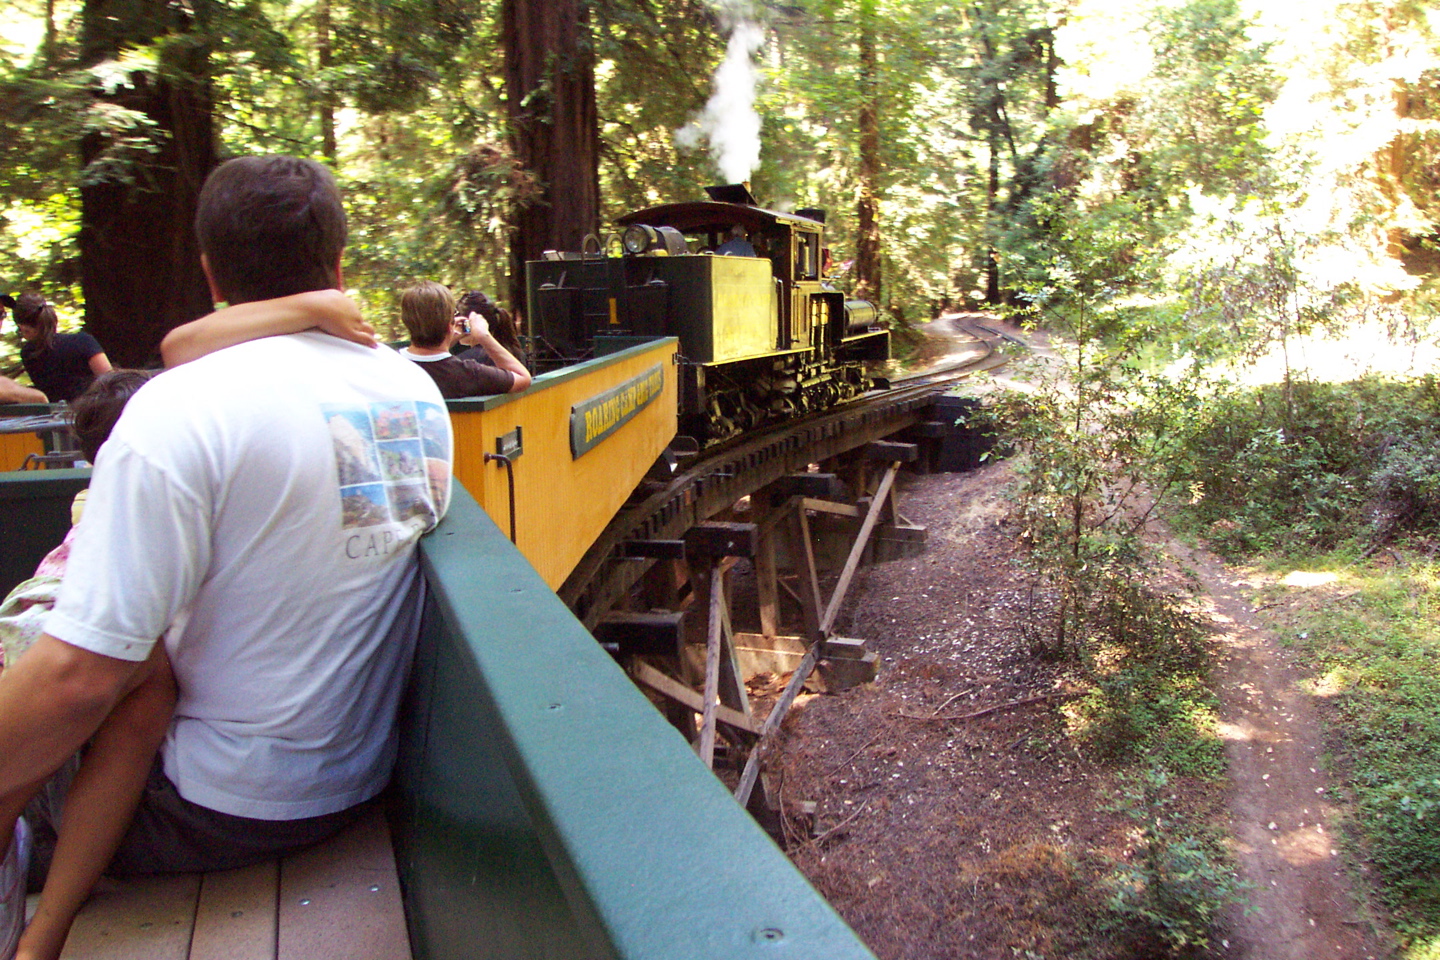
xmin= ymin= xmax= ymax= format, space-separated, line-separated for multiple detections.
xmin=400 ymin=281 xmax=455 ymax=349
xmin=13 ymin=293 xmax=57 ymax=351
xmin=456 ymin=290 xmax=527 ymax=368
xmin=195 ymin=155 xmax=347 ymax=304
xmin=71 ymin=369 xmax=151 ymax=463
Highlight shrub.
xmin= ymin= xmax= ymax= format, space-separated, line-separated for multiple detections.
xmin=1101 ymin=770 xmax=1245 ymax=957
xmin=1361 ymin=774 xmax=1440 ymax=933
xmin=1170 ymin=375 xmax=1440 ymax=557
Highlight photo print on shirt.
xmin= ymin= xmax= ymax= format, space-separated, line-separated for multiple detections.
xmin=323 ymin=400 xmax=451 ymax=541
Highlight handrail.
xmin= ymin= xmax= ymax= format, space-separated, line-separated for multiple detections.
xmin=400 ymin=486 xmax=876 ymax=959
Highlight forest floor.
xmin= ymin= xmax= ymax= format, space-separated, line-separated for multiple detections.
xmin=761 ymin=317 xmax=1396 ymax=960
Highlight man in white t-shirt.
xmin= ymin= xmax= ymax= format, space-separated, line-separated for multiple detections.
xmin=0 ymin=156 xmax=452 ymax=878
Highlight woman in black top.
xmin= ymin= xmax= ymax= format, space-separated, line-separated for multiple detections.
xmin=8 ymin=293 xmax=112 ymax=403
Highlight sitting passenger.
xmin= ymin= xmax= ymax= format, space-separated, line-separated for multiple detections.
xmin=0 ymin=156 xmax=452 ymax=960
xmin=455 ymin=290 xmax=529 ymax=373
xmin=716 ymin=225 xmax=756 ymax=257
xmin=0 ymin=368 xmax=172 ymax=960
xmin=399 ymin=281 xmax=531 ymax=398
xmin=8 ymin=294 xmax=113 ymax=404
xmin=1 ymin=291 xmax=377 ymax=960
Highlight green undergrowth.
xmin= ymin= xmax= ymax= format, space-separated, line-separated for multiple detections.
xmin=1168 ymin=375 xmax=1440 ymax=559
xmin=1156 ymin=372 xmax=1440 ymax=952
xmin=1060 ymin=575 xmax=1235 ymax=957
xmin=1253 ymin=556 xmax=1440 ymax=953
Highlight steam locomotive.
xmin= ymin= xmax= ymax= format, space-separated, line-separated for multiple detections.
xmin=525 ymin=184 xmax=890 ymax=443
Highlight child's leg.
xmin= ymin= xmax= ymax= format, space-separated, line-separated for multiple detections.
xmin=15 ymin=645 xmax=175 ymax=960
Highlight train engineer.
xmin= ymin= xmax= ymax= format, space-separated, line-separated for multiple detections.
xmin=0 ymin=155 xmax=454 ymax=954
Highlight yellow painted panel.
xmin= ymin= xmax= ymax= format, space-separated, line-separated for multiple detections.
xmin=0 ymin=431 xmax=44 ymax=472
xmin=449 ymin=340 xmax=678 ymax=589
xmin=710 ymin=256 xmax=777 ymax=362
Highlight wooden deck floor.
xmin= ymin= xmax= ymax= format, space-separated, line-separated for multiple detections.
xmin=28 ymin=809 xmax=410 ymax=960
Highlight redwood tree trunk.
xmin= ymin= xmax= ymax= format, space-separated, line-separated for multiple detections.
xmin=78 ymin=0 xmax=217 ymax=368
xmin=502 ymin=0 xmax=600 ymax=312
xmin=854 ymin=1 xmax=882 ymax=306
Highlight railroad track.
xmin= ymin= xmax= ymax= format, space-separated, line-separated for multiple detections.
xmin=559 ymin=331 xmax=1011 ymax=629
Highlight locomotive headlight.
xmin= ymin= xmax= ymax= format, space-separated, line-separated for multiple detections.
xmin=623 ymin=223 xmax=658 ymax=255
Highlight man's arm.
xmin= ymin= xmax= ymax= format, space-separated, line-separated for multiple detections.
xmin=0 ymin=374 xmax=47 ymax=404
xmin=161 ymin=289 xmax=378 ymax=368
xmin=457 ymin=313 xmax=532 ymax=392
xmin=0 ymin=634 xmax=141 ymax=795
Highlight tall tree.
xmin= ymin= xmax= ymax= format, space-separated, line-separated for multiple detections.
xmin=503 ymin=0 xmax=600 ymax=308
xmin=77 ymin=0 xmax=217 ymax=366
xmin=853 ymin=0 xmax=882 ymax=303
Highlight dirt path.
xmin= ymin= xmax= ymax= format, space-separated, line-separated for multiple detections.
xmin=772 ymin=317 xmax=1392 ymax=958
xmin=1162 ymin=536 xmax=1388 ymax=960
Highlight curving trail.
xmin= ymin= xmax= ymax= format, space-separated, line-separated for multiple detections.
xmin=1161 ymin=535 xmax=1389 ymax=960
xmin=913 ymin=312 xmax=1391 ymax=958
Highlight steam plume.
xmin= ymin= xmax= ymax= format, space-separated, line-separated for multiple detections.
xmin=675 ymin=4 xmax=764 ymax=183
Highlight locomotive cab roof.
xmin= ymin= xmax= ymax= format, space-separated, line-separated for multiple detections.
xmin=615 ymin=201 xmax=824 ymax=237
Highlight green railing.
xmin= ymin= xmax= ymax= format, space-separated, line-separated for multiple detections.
xmin=0 ymin=470 xmax=876 ymax=959
xmin=398 ymin=485 xmax=876 ymax=959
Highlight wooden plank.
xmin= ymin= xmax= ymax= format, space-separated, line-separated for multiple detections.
xmin=734 ymin=641 xmax=823 ymax=807
xmin=630 ymin=662 xmax=762 ymax=737
xmin=698 ymin=564 xmax=724 ymax=767
xmin=684 ymin=522 xmax=758 ymax=559
xmin=820 ymin=462 xmax=899 ymax=636
xmin=792 ymin=509 xmax=825 ymax=644
xmin=800 ymin=497 xmax=860 ymax=518
xmin=189 ymin=860 xmax=279 ymax=960
xmin=865 ymin=441 xmax=918 ymax=462
xmin=769 ymin=472 xmax=844 ymax=500
xmin=277 ymin=810 xmax=411 ymax=960
xmin=715 ymin=578 xmax=752 ymax=720
xmin=754 ymin=500 xmax=780 ymax=638
xmin=60 ymin=873 xmax=200 ymax=960
xmin=593 ymin=611 xmax=684 ymax=657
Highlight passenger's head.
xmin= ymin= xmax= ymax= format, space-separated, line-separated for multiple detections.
xmin=400 ymin=281 xmax=456 ymax=349
xmin=71 ymin=368 xmax=151 ymax=463
xmin=195 ymin=155 xmax=347 ymax=305
xmin=13 ymin=293 xmax=57 ymax=349
xmin=456 ymin=290 xmax=497 ymax=326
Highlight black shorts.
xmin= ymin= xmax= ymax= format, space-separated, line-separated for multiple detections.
xmin=25 ymin=754 xmax=368 ymax=889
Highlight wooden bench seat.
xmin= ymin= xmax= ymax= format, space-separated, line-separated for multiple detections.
xmin=28 ymin=808 xmax=410 ymax=960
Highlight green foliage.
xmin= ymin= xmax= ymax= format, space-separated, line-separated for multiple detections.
xmin=1062 ymin=576 xmax=1224 ymax=778
xmin=999 ymin=194 xmax=1225 ymax=793
xmin=1170 ymin=376 xmax=1440 ymax=557
xmin=1364 ymin=775 xmax=1440 ymax=917
xmin=1000 ymin=197 xmax=1207 ymax=667
xmin=1267 ymin=560 xmax=1440 ymax=946
xmin=1100 ymin=769 xmax=1246 ymax=956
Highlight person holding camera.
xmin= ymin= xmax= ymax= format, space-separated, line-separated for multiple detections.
xmin=398 ymin=281 xmax=532 ymax=399
xmin=454 ymin=289 xmax=529 ymax=373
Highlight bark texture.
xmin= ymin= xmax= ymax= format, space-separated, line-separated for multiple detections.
xmin=854 ymin=0 xmax=882 ymax=306
xmin=77 ymin=0 xmax=217 ymax=368
xmin=502 ymin=0 xmax=600 ymax=310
